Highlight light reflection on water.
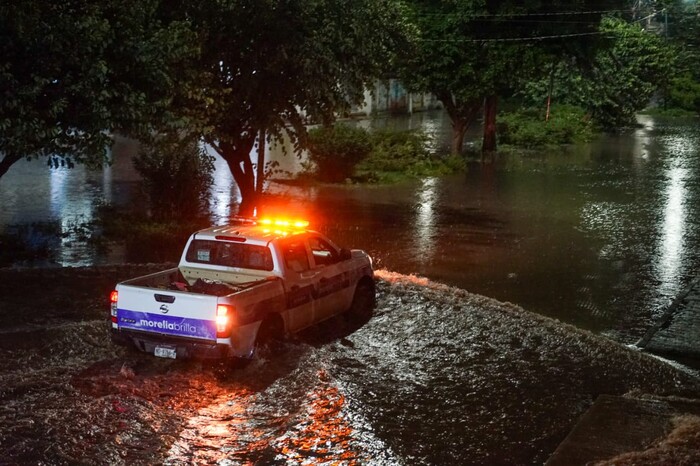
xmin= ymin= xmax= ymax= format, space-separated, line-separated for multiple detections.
xmin=164 ymin=275 xmax=698 ymax=465
xmin=656 ymin=160 xmax=686 ymax=304
xmin=208 ymin=146 xmax=236 ymax=222
xmin=1 ymin=113 xmax=699 ymax=344
xmin=414 ymin=177 xmax=438 ymax=265
xmin=165 ymin=351 xmax=401 ymax=465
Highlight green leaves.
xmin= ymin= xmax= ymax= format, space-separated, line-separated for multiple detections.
xmin=0 ymin=0 xmax=199 ymax=178
xmin=585 ymin=16 xmax=675 ymax=128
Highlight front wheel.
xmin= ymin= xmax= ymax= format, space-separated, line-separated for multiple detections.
xmin=347 ymin=279 xmax=376 ymax=323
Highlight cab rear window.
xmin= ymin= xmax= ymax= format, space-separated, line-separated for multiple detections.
xmin=185 ymin=240 xmax=274 ymax=271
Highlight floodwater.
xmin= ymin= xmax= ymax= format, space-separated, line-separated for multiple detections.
xmin=3 ymin=111 xmax=697 ymax=345
xmin=0 ymin=266 xmax=697 ymax=465
xmin=1 ymin=113 xmax=700 ymax=465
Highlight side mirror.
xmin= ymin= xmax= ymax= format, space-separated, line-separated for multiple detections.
xmin=339 ymin=248 xmax=352 ymax=261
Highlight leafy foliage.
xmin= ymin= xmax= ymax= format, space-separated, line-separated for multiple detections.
xmin=306 ymin=125 xmax=464 ymax=183
xmin=133 ymin=135 xmax=215 ymax=222
xmin=498 ymin=105 xmax=593 ymax=148
xmin=516 ymin=16 xmax=677 ymax=129
xmin=0 ymin=1 xmax=198 ymax=178
xmin=357 ymin=130 xmax=465 ymax=183
xmin=167 ymin=0 xmax=412 ymax=213
xmin=399 ymin=0 xmax=621 ymax=153
xmin=585 ymin=17 xmax=675 ymax=128
xmin=307 ymin=125 xmax=372 ymax=182
xmin=95 ymin=205 xmax=209 ymax=262
xmin=667 ymin=73 xmax=700 ymax=113
xmin=663 ymin=1 xmax=700 ymax=113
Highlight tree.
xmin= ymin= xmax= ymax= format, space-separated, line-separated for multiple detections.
xmin=167 ymin=0 xmax=412 ymax=215
xmin=133 ymin=133 xmax=215 ymax=222
xmin=662 ymin=0 xmax=700 ymax=112
xmin=0 ymin=1 xmax=197 ymax=179
xmin=518 ymin=15 xmax=676 ymax=128
xmin=585 ymin=16 xmax=675 ymax=127
xmin=399 ymin=1 xmax=627 ymax=155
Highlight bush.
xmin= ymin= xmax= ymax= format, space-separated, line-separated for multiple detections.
xmin=667 ymin=72 xmax=700 ymax=113
xmin=133 ymin=133 xmax=215 ymax=221
xmin=498 ymin=105 xmax=593 ymax=148
xmin=307 ymin=124 xmax=372 ymax=182
xmin=305 ymin=124 xmax=465 ymax=184
xmin=356 ymin=130 xmax=464 ymax=183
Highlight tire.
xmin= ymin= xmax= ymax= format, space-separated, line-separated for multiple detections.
xmin=347 ymin=278 xmax=376 ymax=323
xmin=254 ymin=315 xmax=284 ymax=357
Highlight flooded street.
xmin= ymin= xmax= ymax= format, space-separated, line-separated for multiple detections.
xmin=2 ymin=114 xmax=699 ymax=344
xmin=0 ymin=267 xmax=697 ymax=465
xmin=296 ymin=115 xmax=700 ymax=345
xmin=1 ymin=111 xmax=700 ymax=463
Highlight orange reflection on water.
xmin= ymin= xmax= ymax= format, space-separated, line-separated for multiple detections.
xmin=166 ymin=370 xmax=362 ymax=465
xmin=275 ymin=375 xmax=359 ymax=465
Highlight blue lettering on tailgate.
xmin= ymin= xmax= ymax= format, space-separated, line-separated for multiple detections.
xmin=117 ymin=308 xmax=216 ymax=340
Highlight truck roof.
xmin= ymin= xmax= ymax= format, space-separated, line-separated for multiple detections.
xmin=193 ymin=222 xmax=308 ymax=244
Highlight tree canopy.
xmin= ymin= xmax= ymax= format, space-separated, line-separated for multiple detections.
xmin=165 ymin=0 xmax=412 ymax=214
xmin=1 ymin=0 xmax=694 ymax=214
xmin=0 ymin=0 xmax=196 ymax=178
xmin=398 ymin=0 xmax=647 ymax=153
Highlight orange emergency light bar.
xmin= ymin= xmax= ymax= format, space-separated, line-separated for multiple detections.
xmin=258 ymin=218 xmax=309 ymax=228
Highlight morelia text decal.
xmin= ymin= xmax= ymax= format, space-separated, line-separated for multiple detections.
xmin=117 ymin=308 xmax=217 ymax=340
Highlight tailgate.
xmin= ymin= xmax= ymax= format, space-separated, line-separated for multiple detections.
xmin=115 ymin=285 xmax=218 ymax=341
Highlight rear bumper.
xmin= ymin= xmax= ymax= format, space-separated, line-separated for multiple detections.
xmin=111 ymin=328 xmax=233 ymax=359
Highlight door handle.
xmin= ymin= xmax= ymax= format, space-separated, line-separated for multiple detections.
xmin=154 ymin=294 xmax=176 ymax=303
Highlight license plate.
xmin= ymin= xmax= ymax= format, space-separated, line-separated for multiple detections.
xmin=154 ymin=345 xmax=177 ymax=359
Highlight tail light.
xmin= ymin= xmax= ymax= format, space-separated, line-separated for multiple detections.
xmin=110 ymin=290 xmax=118 ymax=323
xmin=216 ymin=304 xmax=235 ymax=338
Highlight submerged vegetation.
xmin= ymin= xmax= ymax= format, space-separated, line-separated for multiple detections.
xmin=356 ymin=129 xmax=464 ymax=183
xmin=306 ymin=124 xmax=465 ymax=184
xmin=307 ymin=125 xmax=373 ymax=182
xmin=497 ymin=105 xmax=594 ymax=149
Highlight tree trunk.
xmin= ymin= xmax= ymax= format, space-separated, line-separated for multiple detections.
xmin=256 ymin=128 xmax=265 ymax=195
xmin=437 ymin=92 xmax=482 ymax=156
xmin=218 ymin=138 xmax=257 ymax=217
xmin=451 ymin=119 xmax=468 ymax=156
xmin=0 ymin=153 xmax=22 ymax=180
xmin=482 ymin=94 xmax=498 ymax=155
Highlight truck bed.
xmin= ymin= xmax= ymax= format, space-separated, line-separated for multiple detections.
xmin=120 ymin=267 xmax=275 ymax=297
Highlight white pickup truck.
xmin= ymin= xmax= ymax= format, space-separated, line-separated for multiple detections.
xmin=109 ymin=218 xmax=375 ymax=360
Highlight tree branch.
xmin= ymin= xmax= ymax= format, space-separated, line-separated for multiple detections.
xmin=0 ymin=153 xmax=23 ymax=180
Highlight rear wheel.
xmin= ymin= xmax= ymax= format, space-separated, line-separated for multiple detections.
xmin=347 ymin=278 xmax=376 ymax=323
xmin=254 ymin=315 xmax=284 ymax=357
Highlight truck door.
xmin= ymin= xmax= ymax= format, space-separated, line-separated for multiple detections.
xmin=308 ymin=235 xmax=352 ymax=321
xmin=280 ymin=237 xmax=317 ymax=331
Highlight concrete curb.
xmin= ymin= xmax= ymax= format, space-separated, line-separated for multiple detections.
xmin=546 ymin=395 xmax=700 ymax=465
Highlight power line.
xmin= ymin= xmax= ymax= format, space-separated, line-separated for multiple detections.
xmin=633 ymin=10 xmax=663 ymax=24
xmin=417 ymin=10 xmax=664 ymax=43
xmin=422 ymin=31 xmax=612 ymax=43
xmin=414 ymin=9 xmax=633 ymax=18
